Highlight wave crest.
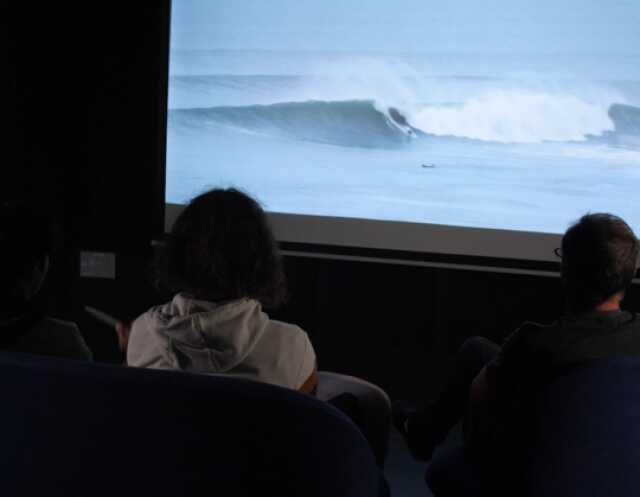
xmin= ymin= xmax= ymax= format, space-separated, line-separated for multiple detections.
xmin=609 ymin=103 xmax=640 ymax=136
xmin=409 ymin=91 xmax=615 ymax=144
xmin=169 ymin=96 xmax=640 ymax=149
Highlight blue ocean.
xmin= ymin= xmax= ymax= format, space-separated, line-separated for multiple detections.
xmin=166 ymin=50 xmax=640 ymax=234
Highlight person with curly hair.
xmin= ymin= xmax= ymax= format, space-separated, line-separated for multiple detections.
xmin=126 ymin=188 xmax=317 ymax=392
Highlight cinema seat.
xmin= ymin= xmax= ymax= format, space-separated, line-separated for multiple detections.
xmin=523 ymin=357 xmax=640 ymax=497
xmin=426 ymin=357 xmax=640 ymax=497
xmin=0 ymin=352 xmax=386 ymax=497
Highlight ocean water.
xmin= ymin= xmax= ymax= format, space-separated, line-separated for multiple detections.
xmin=166 ymin=50 xmax=640 ymax=234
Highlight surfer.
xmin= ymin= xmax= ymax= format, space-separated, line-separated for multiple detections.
xmin=421 ymin=163 xmax=436 ymax=169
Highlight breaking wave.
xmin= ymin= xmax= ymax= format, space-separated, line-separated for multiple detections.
xmin=169 ymin=99 xmax=415 ymax=149
xmin=169 ymin=95 xmax=640 ymax=149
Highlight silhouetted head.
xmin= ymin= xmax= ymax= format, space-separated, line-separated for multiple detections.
xmin=159 ymin=188 xmax=286 ymax=308
xmin=0 ymin=203 xmax=53 ymax=312
xmin=561 ymin=213 xmax=638 ymax=313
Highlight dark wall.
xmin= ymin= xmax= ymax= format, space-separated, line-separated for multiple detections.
xmin=276 ymin=256 xmax=638 ymax=399
xmin=87 ymin=4 xmax=169 ymax=253
xmin=79 ymin=3 xmax=171 ymax=357
xmin=4 ymin=2 xmax=167 ymax=247
xmin=6 ymin=4 xmax=640 ymax=399
xmin=3 ymin=4 xmax=87 ymax=317
xmin=4 ymin=3 xmax=168 ymax=357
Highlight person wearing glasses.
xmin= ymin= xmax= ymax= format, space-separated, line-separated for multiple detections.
xmin=394 ymin=213 xmax=639 ymax=489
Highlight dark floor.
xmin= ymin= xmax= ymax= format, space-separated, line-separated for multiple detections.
xmin=385 ymin=428 xmax=430 ymax=497
xmin=385 ymin=423 xmax=463 ymax=497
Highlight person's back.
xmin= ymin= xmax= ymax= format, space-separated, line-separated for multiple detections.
xmin=0 ymin=203 xmax=91 ymax=360
xmin=395 ymin=213 xmax=640 ymax=493
xmin=126 ymin=189 xmax=317 ymax=392
xmin=128 ymin=293 xmax=315 ymax=390
xmin=124 ymin=189 xmax=391 ymax=466
xmin=487 ymin=213 xmax=640 ymax=424
xmin=474 ymin=214 xmax=640 ymax=483
xmin=493 ymin=311 xmax=640 ymax=395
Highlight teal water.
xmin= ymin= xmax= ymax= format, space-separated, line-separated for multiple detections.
xmin=166 ymin=50 xmax=640 ymax=234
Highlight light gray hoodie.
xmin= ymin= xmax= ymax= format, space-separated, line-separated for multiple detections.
xmin=127 ymin=293 xmax=316 ymax=390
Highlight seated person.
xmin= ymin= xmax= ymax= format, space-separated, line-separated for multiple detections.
xmin=394 ymin=213 xmax=639 ymax=483
xmin=122 ymin=188 xmax=390 ymax=466
xmin=0 ymin=203 xmax=92 ymax=360
xmin=126 ymin=188 xmax=317 ymax=392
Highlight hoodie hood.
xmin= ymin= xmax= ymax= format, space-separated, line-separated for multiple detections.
xmin=148 ymin=293 xmax=269 ymax=373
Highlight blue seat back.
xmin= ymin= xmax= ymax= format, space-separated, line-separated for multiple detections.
xmin=525 ymin=357 xmax=640 ymax=497
xmin=427 ymin=357 xmax=640 ymax=497
xmin=0 ymin=352 xmax=381 ymax=497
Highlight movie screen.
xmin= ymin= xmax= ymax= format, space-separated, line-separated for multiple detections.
xmin=166 ymin=0 xmax=640 ymax=238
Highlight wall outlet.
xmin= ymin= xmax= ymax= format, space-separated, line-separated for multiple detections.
xmin=80 ymin=251 xmax=116 ymax=279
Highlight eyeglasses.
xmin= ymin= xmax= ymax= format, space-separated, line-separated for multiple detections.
xmin=553 ymin=247 xmax=563 ymax=258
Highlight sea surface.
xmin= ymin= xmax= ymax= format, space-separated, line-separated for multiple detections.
xmin=166 ymin=50 xmax=640 ymax=234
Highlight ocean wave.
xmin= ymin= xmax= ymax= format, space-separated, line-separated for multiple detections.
xmin=168 ymin=97 xmax=640 ymax=149
xmin=409 ymin=91 xmax=619 ymax=144
xmin=169 ymin=100 xmax=415 ymax=149
xmin=609 ymin=103 xmax=640 ymax=136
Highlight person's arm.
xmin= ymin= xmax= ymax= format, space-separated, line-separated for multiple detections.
xmin=299 ymin=367 xmax=319 ymax=395
xmin=296 ymin=331 xmax=318 ymax=395
xmin=465 ymin=326 xmax=530 ymax=452
xmin=465 ymin=365 xmax=495 ymax=451
xmin=115 ymin=321 xmax=131 ymax=354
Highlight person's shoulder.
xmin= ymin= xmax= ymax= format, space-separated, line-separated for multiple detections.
xmin=130 ymin=308 xmax=154 ymax=331
xmin=41 ymin=316 xmax=78 ymax=329
xmin=500 ymin=320 xmax=548 ymax=349
xmin=21 ymin=316 xmax=92 ymax=360
xmin=127 ymin=303 xmax=174 ymax=355
xmin=267 ymin=318 xmax=306 ymax=335
xmin=263 ymin=318 xmax=314 ymax=354
xmin=492 ymin=320 xmax=555 ymax=370
xmin=622 ymin=311 xmax=640 ymax=328
xmin=32 ymin=316 xmax=81 ymax=338
xmin=608 ymin=311 xmax=640 ymax=337
xmin=515 ymin=320 xmax=554 ymax=334
xmin=267 ymin=318 xmax=307 ymax=339
xmin=513 ymin=319 xmax=561 ymax=345
xmin=555 ymin=310 xmax=639 ymax=335
xmin=130 ymin=301 xmax=173 ymax=334
xmin=263 ymin=318 xmax=316 ymax=389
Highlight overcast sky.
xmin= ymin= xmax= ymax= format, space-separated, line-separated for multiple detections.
xmin=170 ymin=0 xmax=640 ymax=54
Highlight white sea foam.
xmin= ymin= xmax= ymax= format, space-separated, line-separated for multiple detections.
xmin=225 ymin=58 xmax=626 ymax=145
xmin=409 ymin=91 xmax=616 ymax=144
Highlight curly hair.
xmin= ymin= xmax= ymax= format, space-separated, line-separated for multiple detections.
xmin=157 ymin=188 xmax=287 ymax=309
xmin=561 ymin=213 xmax=639 ymax=312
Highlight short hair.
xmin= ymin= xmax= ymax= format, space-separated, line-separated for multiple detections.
xmin=0 ymin=203 xmax=53 ymax=304
xmin=561 ymin=213 xmax=638 ymax=312
xmin=157 ymin=188 xmax=287 ymax=308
